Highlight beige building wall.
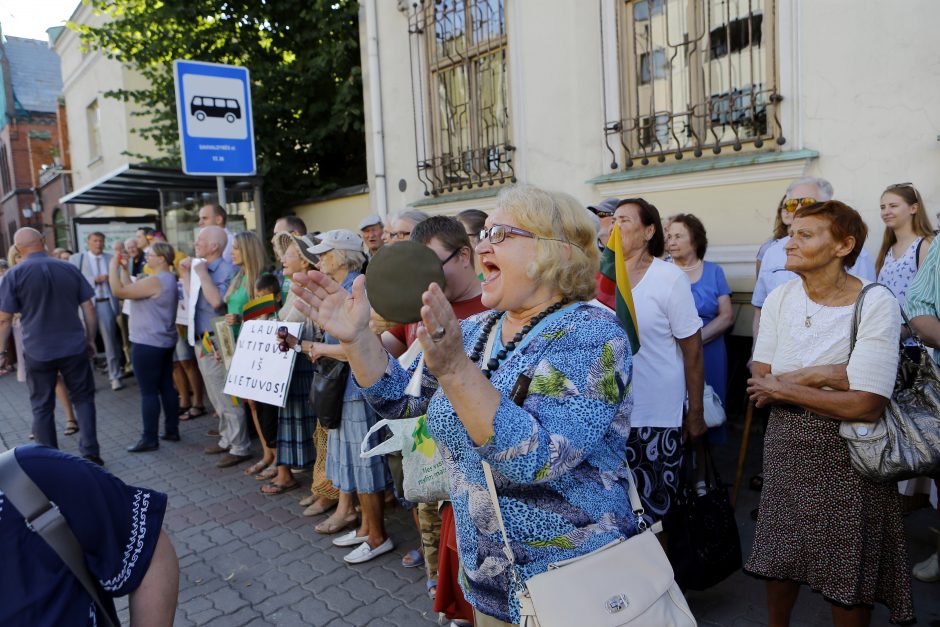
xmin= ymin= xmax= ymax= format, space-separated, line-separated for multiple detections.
xmin=292 ymin=191 xmax=371 ymax=233
xmin=362 ymin=0 xmax=940 ymax=323
xmin=55 ymin=1 xmax=168 ymax=216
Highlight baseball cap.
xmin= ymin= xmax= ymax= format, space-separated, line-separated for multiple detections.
xmin=307 ymin=229 xmax=364 ymax=255
xmin=587 ymin=198 xmax=620 ymax=217
xmin=358 ymin=214 xmax=383 ymax=230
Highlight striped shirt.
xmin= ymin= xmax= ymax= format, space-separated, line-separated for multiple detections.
xmin=905 ymin=239 xmax=940 ymax=364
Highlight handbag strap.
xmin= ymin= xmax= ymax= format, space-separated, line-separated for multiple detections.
xmin=477 ymin=323 xmax=653 ymax=581
xmin=0 ymin=449 xmax=117 ymax=627
xmin=850 ymin=282 xmax=925 ymax=354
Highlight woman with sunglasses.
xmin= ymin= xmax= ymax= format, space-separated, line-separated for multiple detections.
xmin=755 ymin=195 xmax=790 ymax=277
xmin=291 ymin=185 xmax=643 ymax=625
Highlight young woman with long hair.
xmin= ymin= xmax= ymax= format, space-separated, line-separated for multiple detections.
xmin=875 ymin=182 xmax=934 ymax=302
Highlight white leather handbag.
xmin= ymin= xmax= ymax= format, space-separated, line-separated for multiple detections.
xmin=482 ymin=462 xmax=697 ymax=627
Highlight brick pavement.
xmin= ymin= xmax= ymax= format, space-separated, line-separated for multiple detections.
xmin=1 ymin=369 xmax=938 ymax=626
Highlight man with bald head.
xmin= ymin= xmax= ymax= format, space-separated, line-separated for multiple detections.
xmin=197 ymin=203 xmax=235 ymax=264
xmin=0 ymin=228 xmax=104 ymax=464
xmin=179 ymin=226 xmax=250 ymax=468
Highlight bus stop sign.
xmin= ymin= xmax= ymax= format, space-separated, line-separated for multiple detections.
xmin=173 ymin=60 xmax=256 ymax=176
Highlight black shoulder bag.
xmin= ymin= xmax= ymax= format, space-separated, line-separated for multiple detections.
xmin=662 ymin=443 xmax=742 ymax=591
xmin=311 ymin=357 xmax=350 ymax=429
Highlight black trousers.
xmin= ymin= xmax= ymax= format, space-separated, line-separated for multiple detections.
xmin=24 ymin=351 xmax=99 ymax=457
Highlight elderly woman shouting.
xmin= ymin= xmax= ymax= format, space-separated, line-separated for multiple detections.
xmin=745 ymin=200 xmax=914 ymax=626
xmin=292 ymin=185 xmax=641 ymax=626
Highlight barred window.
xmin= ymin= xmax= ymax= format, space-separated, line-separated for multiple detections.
xmin=609 ymin=0 xmax=784 ymax=168
xmin=407 ymin=0 xmax=515 ymax=196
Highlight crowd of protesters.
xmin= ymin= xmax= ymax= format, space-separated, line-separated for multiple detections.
xmin=1 ymin=176 xmax=939 ymax=626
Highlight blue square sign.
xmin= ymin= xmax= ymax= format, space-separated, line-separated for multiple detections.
xmin=173 ymin=60 xmax=256 ymax=176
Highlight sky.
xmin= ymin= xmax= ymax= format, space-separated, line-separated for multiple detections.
xmin=1 ymin=0 xmax=79 ymax=41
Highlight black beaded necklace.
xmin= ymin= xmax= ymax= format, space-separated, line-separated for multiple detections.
xmin=470 ymin=298 xmax=569 ymax=378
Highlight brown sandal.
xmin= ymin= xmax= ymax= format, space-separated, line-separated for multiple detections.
xmin=64 ymin=422 xmax=79 ymax=436
xmin=261 ymin=481 xmax=300 ymax=495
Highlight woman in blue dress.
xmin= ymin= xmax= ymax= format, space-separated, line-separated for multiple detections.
xmin=666 ymin=214 xmax=733 ymax=441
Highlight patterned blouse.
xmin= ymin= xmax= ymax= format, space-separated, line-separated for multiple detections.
xmin=361 ymin=303 xmax=640 ymax=623
xmin=877 ymin=237 xmax=923 ymax=308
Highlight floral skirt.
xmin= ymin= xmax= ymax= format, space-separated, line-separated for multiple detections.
xmin=744 ymin=406 xmax=915 ymax=624
xmin=625 ymin=426 xmax=683 ymax=520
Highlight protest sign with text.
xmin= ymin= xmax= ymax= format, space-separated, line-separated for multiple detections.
xmin=223 ymin=319 xmax=303 ymax=407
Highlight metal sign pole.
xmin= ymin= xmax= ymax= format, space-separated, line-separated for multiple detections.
xmin=216 ymin=176 xmax=226 ymax=207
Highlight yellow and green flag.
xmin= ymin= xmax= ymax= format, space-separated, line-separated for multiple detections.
xmin=201 ymin=331 xmax=215 ymax=356
xmin=598 ymin=224 xmax=641 ymax=355
xmin=243 ymin=293 xmax=277 ymax=322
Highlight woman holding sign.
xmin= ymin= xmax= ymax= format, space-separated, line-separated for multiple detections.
xmin=222 ymin=232 xmax=277 ymax=479
xmin=108 ymin=242 xmax=181 ymax=452
xmin=260 ymin=234 xmax=323 ymax=495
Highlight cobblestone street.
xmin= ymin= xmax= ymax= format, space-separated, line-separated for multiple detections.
xmin=1 ymin=370 xmax=938 ymax=626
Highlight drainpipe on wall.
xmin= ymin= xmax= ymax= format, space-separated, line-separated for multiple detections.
xmin=364 ymin=0 xmax=388 ymax=220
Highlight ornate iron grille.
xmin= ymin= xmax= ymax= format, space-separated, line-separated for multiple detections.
xmin=606 ymin=0 xmax=785 ymax=169
xmin=406 ymin=0 xmax=515 ymax=196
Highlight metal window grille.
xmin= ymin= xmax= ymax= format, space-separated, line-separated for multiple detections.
xmin=406 ymin=0 xmax=515 ymax=196
xmin=606 ymin=0 xmax=785 ymax=169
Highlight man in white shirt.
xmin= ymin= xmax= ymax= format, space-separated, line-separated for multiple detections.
xmin=752 ymin=177 xmax=876 ymax=338
xmin=197 ymin=203 xmax=235 ymax=264
xmin=70 ymin=232 xmax=124 ymax=390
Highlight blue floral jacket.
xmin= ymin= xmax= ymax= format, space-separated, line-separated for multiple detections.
xmin=361 ymin=303 xmax=639 ymax=623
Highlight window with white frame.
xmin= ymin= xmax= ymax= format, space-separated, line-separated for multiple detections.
xmin=609 ymin=0 xmax=783 ymax=168
xmin=406 ymin=0 xmax=515 ymax=196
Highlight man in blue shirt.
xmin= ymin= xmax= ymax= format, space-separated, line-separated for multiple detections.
xmin=0 ymin=228 xmax=104 ymax=465
xmin=179 ymin=225 xmax=250 ymax=467
xmin=0 ymin=444 xmax=179 ymax=625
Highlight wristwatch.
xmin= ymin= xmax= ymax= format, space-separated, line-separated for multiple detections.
xmin=293 ymin=342 xmax=303 ymax=354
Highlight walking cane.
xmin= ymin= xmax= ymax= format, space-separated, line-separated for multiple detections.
xmin=731 ymin=400 xmax=754 ymax=508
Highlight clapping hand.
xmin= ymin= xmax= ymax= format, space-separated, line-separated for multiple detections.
xmin=415 ymin=282 xmax=466 ymax=379
xmin=290 ymin=271 xmax=371 ymax=344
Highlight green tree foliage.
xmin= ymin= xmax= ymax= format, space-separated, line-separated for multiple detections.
xmin=76 ymin=0 xmax=365 ymax=217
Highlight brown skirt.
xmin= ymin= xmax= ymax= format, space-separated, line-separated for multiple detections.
xmin=744 ymin=406 xmax=915 ymax=624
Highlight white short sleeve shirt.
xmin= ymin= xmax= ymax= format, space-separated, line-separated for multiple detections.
xmin=630 ymin=258 xmax=703 ymax=428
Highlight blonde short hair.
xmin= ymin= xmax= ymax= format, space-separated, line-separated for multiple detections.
xmin=496 ymin=185 xmax=601 ymax=302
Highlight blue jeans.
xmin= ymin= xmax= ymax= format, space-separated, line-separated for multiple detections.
xmin=131 ymin=343 xmax=179 ymax=444
xmin=24 ymin=351 xmax=99 ymax=457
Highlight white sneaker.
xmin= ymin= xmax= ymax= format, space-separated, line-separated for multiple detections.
xmin=111 ymin=379 xmax=124 ymax=391
xmin=343 ymin=538 xmax=394 ymax=564
xmin=332 ymin=529 xmax=369 ymax=547
xmin=912 ymin=553 xmax=939 ymax=582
